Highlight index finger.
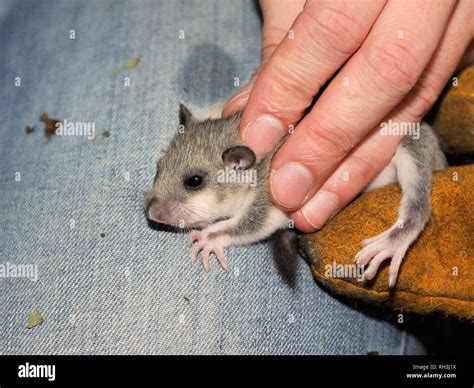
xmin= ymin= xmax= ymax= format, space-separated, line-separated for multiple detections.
xmin=239 ymin=0 xmax=386 ymax=156
xmin=270 ymin=0 xmax=455 ymax=211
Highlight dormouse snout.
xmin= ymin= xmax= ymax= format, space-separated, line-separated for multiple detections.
xmin=145 ymin=198 xmax=159 ymax=223
xmin=146 ymin=198 xmax=171 ymax=224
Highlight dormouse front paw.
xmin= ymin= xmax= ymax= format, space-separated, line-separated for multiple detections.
xmin=188 ymin=231 xmax=229 ymax=272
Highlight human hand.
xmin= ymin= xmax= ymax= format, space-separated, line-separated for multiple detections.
xmin=224 ymin=0 xmax=474 ymax=232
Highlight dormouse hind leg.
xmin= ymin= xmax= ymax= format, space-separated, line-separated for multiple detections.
xmin=354 ymin=133 xmax=443 ymax=287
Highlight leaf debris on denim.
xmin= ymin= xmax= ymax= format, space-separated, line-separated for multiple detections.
xmin=115 ymin=57 xmax=140 ymax=75
xmin=27 ymin=309 xmax=44 ymax=329
xmin=40 ymin=112 xmax=61 ymax=138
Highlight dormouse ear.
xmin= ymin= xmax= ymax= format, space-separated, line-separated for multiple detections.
xmin=222 ymin=146 xmax=256 ymax=170
xmin=179 ymin=104 xmax=193 ymax=126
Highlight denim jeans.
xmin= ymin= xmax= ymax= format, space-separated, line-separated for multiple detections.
xmin=0 ymin=0 xmax=426 ymax=354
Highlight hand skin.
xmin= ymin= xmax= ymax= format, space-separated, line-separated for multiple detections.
xmin=223 ymin=0 xmax=474 ymax=233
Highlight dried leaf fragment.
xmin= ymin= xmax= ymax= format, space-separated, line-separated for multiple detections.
xmin=115 ymin=57 xmax=141 ymax=75
xmin=27 ymin=309 xmax=44 ymax=329
xmin=124 ymin=57 xmax=140 ymax=69
xmin=40 ymin=112 xmax=61 ymax=138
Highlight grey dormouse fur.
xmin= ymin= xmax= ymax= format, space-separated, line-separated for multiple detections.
xmin=145 ymin=104 xmax=446 ymax=287
xmin=145 ymin=104 xmax=290 ymax=272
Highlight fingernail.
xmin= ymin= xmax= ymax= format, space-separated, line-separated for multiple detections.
xmin=271 ymin=163 xmax=314 ymax=209
xmin=300 ymin=191 xmax=339 ymax=229
xmin=243 ymin=115 xmax=285 ymax=157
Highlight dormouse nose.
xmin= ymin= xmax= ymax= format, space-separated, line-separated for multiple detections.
xmin=146 ymin=198 xmax=164 ymax=223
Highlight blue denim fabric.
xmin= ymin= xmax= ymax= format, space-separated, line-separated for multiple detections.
xmin=0 ymin=0 xmax=426 ymax=354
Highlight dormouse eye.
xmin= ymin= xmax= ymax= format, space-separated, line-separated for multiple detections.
xmin=185 ymin=175 xmax=204 ymax=190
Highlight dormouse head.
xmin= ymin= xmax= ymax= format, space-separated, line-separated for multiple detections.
xmin=145 ymin=104 xmax=257 ymax=229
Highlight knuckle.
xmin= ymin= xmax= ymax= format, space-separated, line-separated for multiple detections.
xmin=325 ymin=155 xmax=376 ymax=194
xmin=261 ymin=40 xmax=279 ymax=64
xmin=365 ymin=37 xmax=423 ymax=94
xmin=348 ymin=154 xmax=378 ymax=182
xmin=263 ymin=62 xmax=316 ymax=116
xmin=299 ymin=5 xmax=365 ymax=57
xmin=261 ymin=25 xmax=288 ymax=61
xmin=304 ymin=118 xmax=355 ymax=162
xmin=404 ymin=81 xmax=439 ymax=119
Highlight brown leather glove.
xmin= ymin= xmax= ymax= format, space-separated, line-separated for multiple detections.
xmin=299 ymin=66 xmax=474 ymax=321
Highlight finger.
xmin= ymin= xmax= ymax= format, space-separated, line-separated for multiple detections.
xmin=290 ymin=0 xmax=472 ymax=232
xmin=270 ymin=0 xmax=455 ymax=211
xmin=223 ymin=74 xmax=257 ymax=116
xmin=288 ymin=126 xmax=403 ymax=232
xmin=239 ymin=0 xmax=386 ymax=156
xmin=223 ymin=0 xmax=306 ymax=117
xmin=457 ymin=40 xmax=474 ymax=71
xmin=260 ymin=0 xmax=307 ymax=64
